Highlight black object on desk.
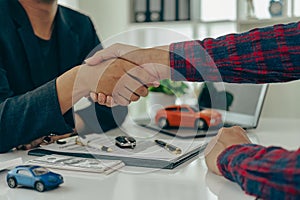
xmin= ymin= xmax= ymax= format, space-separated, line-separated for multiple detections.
xmin=115 ymin=136 xmax=136 ymax=149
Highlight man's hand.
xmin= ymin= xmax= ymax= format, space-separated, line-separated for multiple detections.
xmin=16 ymin=133 xmax=74 ymax=150
xmin=85 ymin=43 xmax=171 ymax=81
xmin=57 ymin=43 xmax=171 ymax=112
xmin=81 ymin=58 xmax=161 ymax=106
xmin=83 ymin=43 xmax=171 ymax=106
xmin=85 ymin=43 xmax=139 ymax=65
xmin=89 ymin=92 xmax=116 ymax=107
xmin=204 ymin=126 xmax=252 ymax=175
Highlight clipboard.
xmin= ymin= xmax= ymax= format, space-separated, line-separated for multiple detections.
xmin=28 ymin=146 xmax=204 ymax=169
xmin=28 ymin=133 xmax=207 ymax=169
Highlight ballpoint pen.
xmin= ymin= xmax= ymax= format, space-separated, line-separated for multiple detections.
xmin=154 ymin=140 xmax=182 ymax=155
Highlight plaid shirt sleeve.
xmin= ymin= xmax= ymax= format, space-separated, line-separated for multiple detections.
xmin=169 ymin=21 xmax=300 ymax=83
xmin=217 ymin=144 xmax=300 ymax=199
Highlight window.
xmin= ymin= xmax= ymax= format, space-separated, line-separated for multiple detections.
xmin=180 ymin=107 xmax=190 ymax=112
xmin=165 ymin=107 xmax=178 ymax=111
xmin=17 ymin=170 xmax=32 ymax=177
xmin=201 ymin=0 xmax=236 ymax=21
xmin=32 ymin=167 xmax=49 ymax=176
xmin=295 ymin=0 xmax=300 ymax=16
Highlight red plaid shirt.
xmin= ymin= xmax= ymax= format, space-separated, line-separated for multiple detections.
xmin=170 ymin=21 xmax=300 ymax=199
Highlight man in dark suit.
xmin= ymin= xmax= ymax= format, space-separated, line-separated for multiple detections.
xmin=0 ymin=0 xmax=128 ymax=152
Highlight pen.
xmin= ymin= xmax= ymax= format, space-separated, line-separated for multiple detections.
xmin=154 ymin=140 xmax=182 ymax=155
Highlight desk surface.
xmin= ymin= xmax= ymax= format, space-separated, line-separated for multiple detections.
xmin=1 ymin=118 xmax=299 ymax=200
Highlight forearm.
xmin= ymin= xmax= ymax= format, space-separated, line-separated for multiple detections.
xmin=56 ymin=65 xmax=128 ymax=134
xmin=56 ymin=65 xmax=101 ymax=114
xmin=120 ymin=45 xmax=171 ymax=80
xmin=218 ymin=144 xmax=300 ymax=199
xmin=56 ymin=66 xmax=79 ymax=114
xmin=170 ymin=21 xmax=300 ymax=83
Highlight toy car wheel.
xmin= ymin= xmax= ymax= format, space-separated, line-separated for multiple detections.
xmin=158 ymin=118 xmax=168 ymax=128
xmin=7 ymin=177 xmax=17 ymax=188
xmin=35 ymin=181 xmax=45 ymax=192
xmin=195 ymin=119 xmax=208 ymax=130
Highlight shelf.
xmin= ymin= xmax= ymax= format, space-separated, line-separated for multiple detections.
xmin=237 ymin=16 xmax=300 ymax=32
xmin=238 ymin=16 xmax=300 ymax=25
xmin=128 ymin=0 xmax=300 ymax=39
xmin=197 ymin=19 xmax=236 ymax=24
xmin=129 ymin=20 xmax=193 ymax=26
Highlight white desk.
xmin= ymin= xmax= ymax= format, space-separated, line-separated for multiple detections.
xmin=0 ymin=118 xmax=299 ymax=200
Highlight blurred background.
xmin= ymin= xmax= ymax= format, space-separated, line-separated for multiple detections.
xmin=59 ymin=0 xmax=300 ymax=119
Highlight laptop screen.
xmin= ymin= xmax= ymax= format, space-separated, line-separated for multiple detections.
xmin=136 ymin=82 xmax=268 ymax=138
xmin=198 ymin=82 xmax=268 ymax=128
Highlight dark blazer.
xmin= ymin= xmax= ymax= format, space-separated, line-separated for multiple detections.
xmin=0 ymin=0 xmax=127 ymax=153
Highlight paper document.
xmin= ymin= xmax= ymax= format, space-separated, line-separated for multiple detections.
xmin=26 ymin=154 xmax=124 ymax=175
xmin=29 ymin=133 xmax=207 ymax=169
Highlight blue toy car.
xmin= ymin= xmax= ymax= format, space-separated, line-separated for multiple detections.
xmin=6 ymin=165 xmax=63 ymax=192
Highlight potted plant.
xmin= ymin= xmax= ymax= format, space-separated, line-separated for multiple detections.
xmin=147 ymin=79 xmax=189 ymax=118
xmin=148 ymin=79 xmax=188 ymax=96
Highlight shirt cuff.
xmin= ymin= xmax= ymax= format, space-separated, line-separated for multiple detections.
xmin=169 ymin=41 xmax=197 ymax=81
xmin=41 ymin=79 xmax=73 ymax=134
xmin=170 ymin=40 xmax=222 ymax=82
xmin=217 ymin=143 xmax=263 ymax=181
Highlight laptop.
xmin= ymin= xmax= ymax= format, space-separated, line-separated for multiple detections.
xmin=136 ymin=82 xmax=268 ymax=138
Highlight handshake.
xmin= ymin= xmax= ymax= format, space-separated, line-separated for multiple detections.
xmin=70 ymin=42 xmax=253 ymax=179
xmin=80 ymin=43 xmax=172 ymax=107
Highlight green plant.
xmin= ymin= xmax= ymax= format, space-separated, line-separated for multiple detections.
xmin=148 ymin=79 xmax=189 ymax=96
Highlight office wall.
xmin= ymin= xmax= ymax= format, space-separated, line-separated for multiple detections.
xmin=58 ymin=0 xmax=78 ymax=9
xmin=77 ymin=1 xmax=300 ymax=119
xmin=78 ymin=0 xmax=129 ymax=41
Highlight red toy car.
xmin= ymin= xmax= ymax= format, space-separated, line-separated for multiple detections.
xmin=155 ymin=105 xmax=222 ymax=130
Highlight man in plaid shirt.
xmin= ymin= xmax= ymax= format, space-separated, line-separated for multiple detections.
xmin=169 ymin=21 xmax=300 ymax=200
xmin=86 ymin=21 xmax=300 ymax=199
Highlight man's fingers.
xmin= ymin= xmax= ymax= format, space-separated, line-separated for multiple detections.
xmin=112 ymin=92 xmax=131 ymax=106
xmin=119 ymin=86 xmax=141 ymax=102
xmin=86 ymin=54 xmax=162 ymax=106
xmin=121 ymin=74 xmax=149 ymax=98
xmin=16 ymin=133 xmax=73 ymax=150
xmin=97 ymin=93 xmax=107 ymax=105
xmin=126 ymin=65 xmax=158 ymax=85
xmin=85 ymin=43 xmax=139 ymax=66
xmin=105 ymin=96 xmax=118 ymax=107
xmin=134 ymin=86 xmax=148 ymax=97
xmin=85 ymin=49 xmax=116 ymax=66
xmin=150 ymin=81 xmax=160 ymax=88
xmin=85 ymin=44 xmax=122 ymax=65
xmin=217 ymin=126 xmax=251 ymax=147
xmin=112 ymin=69 xmax=150 ymax=104
xmin=89 ymin=92 xmax=98 ymax=102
